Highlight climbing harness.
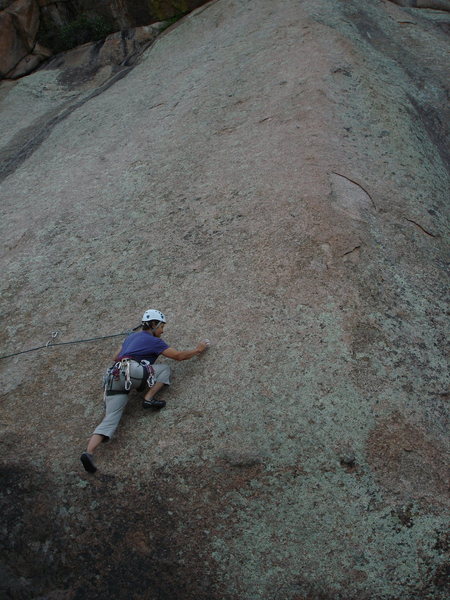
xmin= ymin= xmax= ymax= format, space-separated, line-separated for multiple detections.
xmin=103 ymin=358 xmax=155 ymax=402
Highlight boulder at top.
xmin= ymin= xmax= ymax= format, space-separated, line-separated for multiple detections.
xmin=0 ymin=0 xmax=211 ymax=78
xmin=0 ymin=0 xmax=41 ymax=77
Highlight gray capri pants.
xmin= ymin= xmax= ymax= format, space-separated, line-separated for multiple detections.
xmin=93 ymin=361 xmax=171 ymax=440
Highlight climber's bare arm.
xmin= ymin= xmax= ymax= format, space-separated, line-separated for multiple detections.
xmin=162 ymin=341 xmax=209 ymax=361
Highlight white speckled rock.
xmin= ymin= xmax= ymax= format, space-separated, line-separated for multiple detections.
xmin=0 ymin=1 xmax=449 ymax=599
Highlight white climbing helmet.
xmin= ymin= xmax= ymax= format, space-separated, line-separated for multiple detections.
xmin=142 ymin=309 xmax=166 ymax=324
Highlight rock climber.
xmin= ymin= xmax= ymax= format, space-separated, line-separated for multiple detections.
xmin=80 ymin=309 xmax=209 ymax=473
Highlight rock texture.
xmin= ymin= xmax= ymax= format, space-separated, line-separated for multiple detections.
xmin=0 ymin=0 xmax=210 ymax=78
xmin=42 ymin=22 xmax=168 ymax=85
xmin=0 ymin=0 xmax=449 ymax=599
xmin=0 ymin=0 xmax=49 ymax=78
xmin=38 ymin=0 xmax=213 ymax=32
xmin=390 ymin=0 xmax=450 ymax=9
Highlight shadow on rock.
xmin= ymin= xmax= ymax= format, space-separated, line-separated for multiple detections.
xmin=0 ymin=463 xmax=230 ymax=600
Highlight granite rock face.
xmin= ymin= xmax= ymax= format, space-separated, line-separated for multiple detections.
xmin=0 ymin=0 xmax=44 ymax=78
xmin=40 ymin=22 xmax=168 ymax=87
xmin=0 ymin=0 xmax=449 ymax=599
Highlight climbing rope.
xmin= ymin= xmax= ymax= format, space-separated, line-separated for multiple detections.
xmin=0 ymin=325 xmax=141 ymax=361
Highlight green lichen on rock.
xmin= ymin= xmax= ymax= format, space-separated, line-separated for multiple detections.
xmin=0 ymin=0 xmax=449 ymax=598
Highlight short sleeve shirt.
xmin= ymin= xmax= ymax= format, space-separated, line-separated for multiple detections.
xmin=118 ymin=331 xmax=169 ymax=364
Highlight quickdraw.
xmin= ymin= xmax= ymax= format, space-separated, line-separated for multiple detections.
xmin=123 ymin=359 xmax=132 ymax=391
xmin=140 ymin=360 xmax=156 ymax=389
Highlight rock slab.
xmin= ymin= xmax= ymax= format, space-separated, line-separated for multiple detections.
xmin=0 ymin=1 xmax=449 ymax=599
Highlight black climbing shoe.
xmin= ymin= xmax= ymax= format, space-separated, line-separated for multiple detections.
xmin=80 ymin=452 xmax=97 ymax=473
xmin=142 ymin=398 xmax=166 ymax=409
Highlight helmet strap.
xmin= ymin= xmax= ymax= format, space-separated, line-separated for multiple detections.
xmin=151 ymin=321 xmax=162 ymax=334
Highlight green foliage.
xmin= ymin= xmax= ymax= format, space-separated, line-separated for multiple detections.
xmin=159 ymin=11 xmax=189 ymax=32
xmin=39 ymin=14 xmax=116 ymax=54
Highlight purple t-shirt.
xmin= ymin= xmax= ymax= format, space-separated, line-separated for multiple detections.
xmin=118 ymin=331 xmax=169 ymax=364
